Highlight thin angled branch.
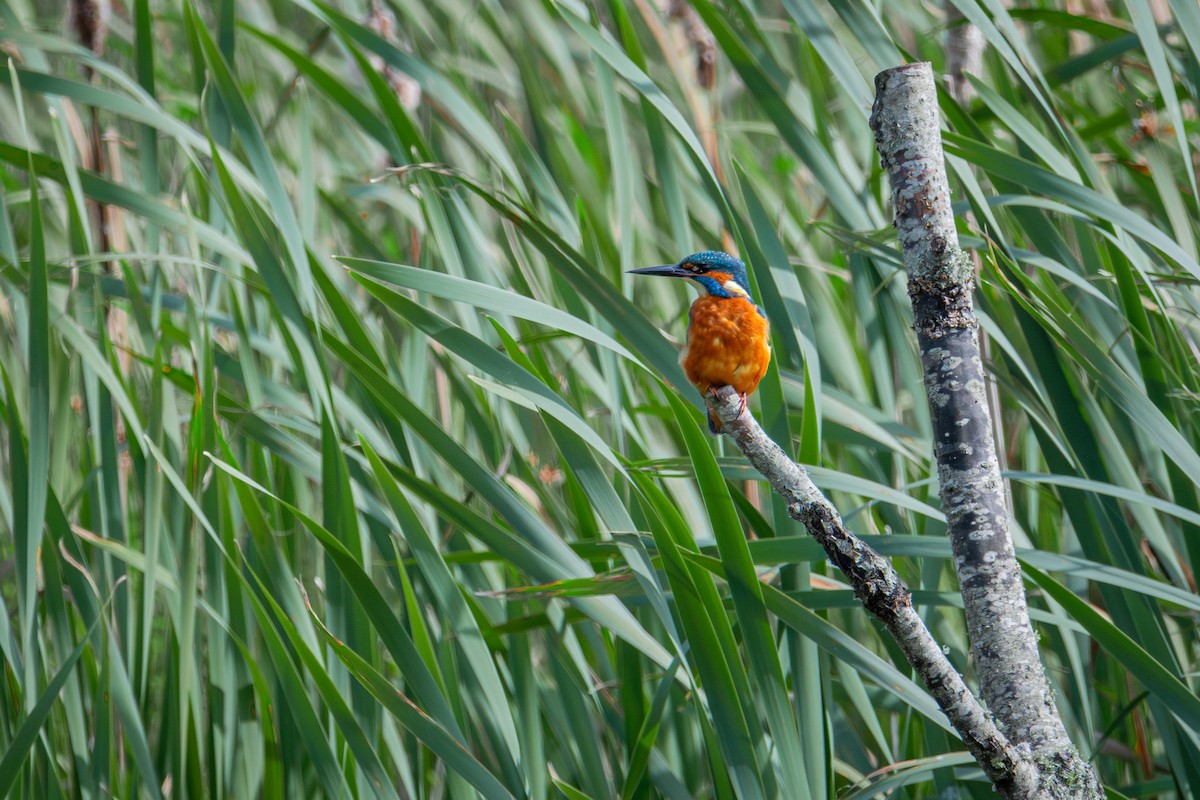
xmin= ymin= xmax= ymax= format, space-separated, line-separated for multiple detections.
xmin=869 ymin=62 xmax=1103 ymax=797
xmin=704 ymin=386 xmax=1039 ymax=797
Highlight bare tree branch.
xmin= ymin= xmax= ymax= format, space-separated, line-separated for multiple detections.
xmin=704 ymin=386 xmax=1039 ymax=797
xmin=869 ymin=61 xmax=1104 ymax=798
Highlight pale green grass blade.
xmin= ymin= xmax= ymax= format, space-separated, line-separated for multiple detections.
xmin=186 ymin=2 xmax=314 ymax=315
xmin=322 ymin=332 xmax=681 ymax=676
xmin=690 ymin=0 xmax=872 ymax=228
xmin=300 ymin=0 xmax=525 ymax=190
xmin=5 ymin=0 xmax=1198 ymax=794
xmin=210 ymin=458 xmax=472 ymax=739
xmin=339 ymin=258 xmax=642 ymax=365
xmin=16 ymin=135 xmax=48 ymax=709
xmin=760 ymin=584 xmax=952 ymax=732
xmin=0 ymin=142 xmax=251 ymax=262
xmin=308 ymin=606 xmax=518 ymax=800
xmin=555 ymin=6 xmax=724 ymax=203
xmin=840 ymin=752 xmax=977 ymax=799
xmin=359 ymin=437 xmax=525 ymax=776
xmin=778 ymin=0 xmax=873 ymax=113
xmin=944 ymin=134 xmax=1200 ymax=277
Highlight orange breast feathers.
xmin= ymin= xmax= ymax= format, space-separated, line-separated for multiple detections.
xmin=682 ymin=295 xmax=771 ymax=398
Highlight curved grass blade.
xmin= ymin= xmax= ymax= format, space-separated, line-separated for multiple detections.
xmin=208 ymin=457 xmax=473 ymax=744
xmin=307 ymin=602 xmax=519 ymax=800
xmin=339 ymin=257 xmax=642 ymax=365
xmin=323 ymin=332 xmax=682 ymax=677
xmin=840 ymin=752 xmax=977 ymax=800
xmin=359 ymin=437 xmax=525 ymax=780
xmin=943 ymin=134 xmax=1200 ymax=278
xmin=186 ymin=1 xmax=314 ymax=314
xmin=297 ymin=0 xmax=524 ymax=192
xmin=1024 ymin=564 xmax=1200 ymax=736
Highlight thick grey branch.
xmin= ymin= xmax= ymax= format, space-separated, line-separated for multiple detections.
xmin=870 ymin=62 xmax=1103 ymax=798
xmin=705 ymin=386 xmax=1038 ymax=797
xmin=941 ymin=3 xmax=1014 ymax=513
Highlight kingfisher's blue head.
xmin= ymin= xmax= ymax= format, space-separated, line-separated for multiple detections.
xmin=627 ymin=251 xmax=755 ymax=299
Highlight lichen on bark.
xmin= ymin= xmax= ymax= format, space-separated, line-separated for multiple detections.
xmin=705 ymin=386 xmax=1039 ymax=795
xmin=870 ymin=61 xmax=1104 ymax=798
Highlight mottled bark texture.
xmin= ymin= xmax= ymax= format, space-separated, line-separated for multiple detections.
xmin=705 ymin=386 xmax=1038 ymax=796
xmin=943 ymin=0 xmax=1014 ymax=515
xmin=870 ymin=62 xmax=1104 ymax=798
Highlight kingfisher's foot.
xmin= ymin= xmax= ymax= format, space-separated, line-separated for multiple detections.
xmin=737 ymin=393 xmax=749 ymax=417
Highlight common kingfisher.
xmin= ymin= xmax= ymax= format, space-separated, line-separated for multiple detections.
xmin=629 ymin=251 xmax=771 ymax=433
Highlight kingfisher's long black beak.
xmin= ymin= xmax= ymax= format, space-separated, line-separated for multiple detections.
xmin=627 ymin=264 xmax=690 ymax=279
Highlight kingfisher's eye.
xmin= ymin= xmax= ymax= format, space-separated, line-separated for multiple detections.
xmin=686 ymin=263 xmax=703 ymax=273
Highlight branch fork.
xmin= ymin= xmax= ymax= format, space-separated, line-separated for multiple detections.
xmin=704 ymin=386 xmax=1038 ymax=795
xmin=698 ymin=60 xmax=1105 ymax=798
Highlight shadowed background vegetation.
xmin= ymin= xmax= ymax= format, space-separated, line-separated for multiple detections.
xmin=1 ymin=0 xmax=1199 ymax=797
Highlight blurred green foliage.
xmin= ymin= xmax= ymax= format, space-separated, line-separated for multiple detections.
xmin=1 ymin=0 xmax=1199 ymax=797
